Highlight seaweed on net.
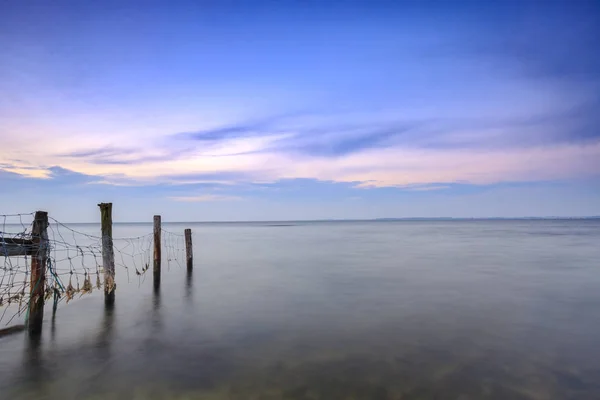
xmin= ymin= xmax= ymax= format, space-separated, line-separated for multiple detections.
xmin=96 ymin=270 xmax=101 ymax=290
xmin=65 ymin=275 xmax=76 ymax=303
xmin=81 ymin=271 xmax=93 ymax=296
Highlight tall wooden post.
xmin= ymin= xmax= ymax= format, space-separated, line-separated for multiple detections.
xmin=28 ymin=211 xmax=48 ymax=335
xmin=185 ymin=228 xmax=193 ymax=271
xmin=153 ymin=215 xmax=161 ymax=289
xmin=99 ymin=203 xmax=115 ymax=306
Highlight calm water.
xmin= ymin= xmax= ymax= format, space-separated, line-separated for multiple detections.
xmin=1 ymin=220 xmax=600 ymax=399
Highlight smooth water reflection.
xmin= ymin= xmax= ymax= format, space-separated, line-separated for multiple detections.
xmin=1 ymin=220 xmax=600 ymax=399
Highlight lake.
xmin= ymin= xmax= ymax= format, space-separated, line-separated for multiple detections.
xmin=1 ymin=220 xmax=600 ymax=399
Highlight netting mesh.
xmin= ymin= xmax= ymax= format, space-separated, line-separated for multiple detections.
xmin=162 ymin=228 xmax=185 ymax=270
xmin=1 ymin=213 xmax=186 ymax=326
xmin=0 ymin=213 xmax=34 ymax=323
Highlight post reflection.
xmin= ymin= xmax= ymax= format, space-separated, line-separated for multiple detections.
xmin=96 ymin=301 xmax=115 ymax=353
xmin=22 ymin=332 xmax=44 ymax=390
xmin=152 ymin=284 xmax=162 ymax=332
xmin=185 ymin=268 xmax=193 ymax=302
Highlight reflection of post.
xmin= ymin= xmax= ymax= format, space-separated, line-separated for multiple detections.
xmin=94 ymin=301 xmax=115 ymax=369
xmin=99 ymin=203 xmax=116 ymax=306
xmin=185 ymin=228 xmax=193 ymax=271
xmin=97 ymin=301 xmax=115 ymax=350
xmin=185 ymin=267 xmax=193 ymax=301
xmin=29 ymin=211 xmax=48 ymax=336
xmin=153 ymin=284 xmax=161 ymax=308
xmin=153 ymin=215 xmax=161 ymax=290
xmin=51 ymin=314 xmax=56 ymax=342
xmin=151 ymin=282 xmax=162 ymax=332
xmin=11 ymin=329 xmax=44 ymax=399
xmin=25 ymin=333 xmax=43 ymax=382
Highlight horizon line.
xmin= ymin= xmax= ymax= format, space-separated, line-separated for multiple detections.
xmin=55 ymin=216 xmax=600 ymax=224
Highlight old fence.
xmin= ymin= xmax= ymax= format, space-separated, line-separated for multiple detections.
xmin=0 ymin=203 xmax=193 ymax=336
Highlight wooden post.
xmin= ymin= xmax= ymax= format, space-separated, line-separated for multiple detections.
xmin=29 ymin=210 xmax=48 ymax=335
xmin=153 ymin=215 xmax=161 ymax=289
xmin=99 ymin=203 xmax=115 ymax=306
xmin=185 ymin=228 xmax=193 ymax=271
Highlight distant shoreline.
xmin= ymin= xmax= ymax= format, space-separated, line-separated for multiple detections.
xmin=47 ymin=216 xmax=600 ymax=225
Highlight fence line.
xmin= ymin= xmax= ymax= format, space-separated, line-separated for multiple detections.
xmin=0 ymin=206 xmax=194 ymax=336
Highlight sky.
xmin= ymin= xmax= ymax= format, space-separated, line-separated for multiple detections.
xmin=1 ymin=0 xmax=599 ymax=222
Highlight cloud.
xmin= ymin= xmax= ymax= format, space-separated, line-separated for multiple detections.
xmin=0 ymin=165 xmax=101 ymax=195
xmin=314 ymin=142 xmax=600 ymax=187
xmin=167 ymin=102 xmax=600 ymax=160
xmin=400 ymin=184 xmax=451 ymax=192
xmin=3 ymin=110 xmax=600 ymax=190
xmin=172 ymin=113 xmax=424 ymax=157
xmin=0 ymin=163 xmax=52 ymax=179
xmin=275 ymin=122 xmax=420 ymax=157
xmin=180 ymin=123 xmax=266 ymax=141
xmin=60 ymin=146 xmax=133 ymax=159
xmin=58 ymin=145 xmax=197 ymax=166
xmin=175 ymin=111 xmax=311 ymax=142
xmin=168 ymin=194 xmax=242 ymax=202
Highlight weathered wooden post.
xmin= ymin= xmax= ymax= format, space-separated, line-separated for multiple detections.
xmin=99 ymin=203 xmax=116 ymax=306
xmin=153 ymin=215 xmax=161 ymax=289
xmin=29 ymin=211 xmax=48 ymax=335
xmin=185 ymin=228 xmax=193 ymax=271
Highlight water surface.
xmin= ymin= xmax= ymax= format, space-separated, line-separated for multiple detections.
xmin=1 ymin=220 xmax=600 ymax=399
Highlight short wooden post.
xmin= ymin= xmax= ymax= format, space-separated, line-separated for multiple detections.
xmin=153 ymin=215 xmax=161 ymax=289
xmin=99 ymin=203 xmax=116 ymax=306
xmin=185 ymin=228 xmax=193 ymax=271
xmin=29 ymin=211 xmax=48 ymax=335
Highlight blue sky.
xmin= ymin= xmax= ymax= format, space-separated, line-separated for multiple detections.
xmin=1 ymin=0 xmax=599 ymax=221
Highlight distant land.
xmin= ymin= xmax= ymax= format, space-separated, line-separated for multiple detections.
xmin=16 ymin=217 xmax=597 ymax=226
xmin=372 ymin=217 xmax=600 ymax=221
xmin=95 ymin=216 xmax=600 ymax=225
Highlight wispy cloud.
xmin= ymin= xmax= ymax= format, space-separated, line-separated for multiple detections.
xmin=168 ymin=194 xmax=242 ymax=202
xmin=0 ymin=163 xmax=52 ymax=179
xmin=3 ymin=112 xmax=600 ymax=189
xmin=401 ymin=184 xmax=451 ymax=192
xmin=60 ymin=146 xmax=133 ymax=159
